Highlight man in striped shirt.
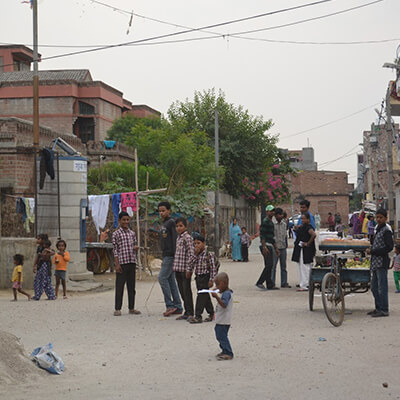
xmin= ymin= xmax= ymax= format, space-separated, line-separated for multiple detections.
xmin=173 ymin=217 xmax=195 ymax=320
xmin=112 ymin=211 xmax=141 ymax=316
xmin=186 ymin=234 xmax=216 ymax=323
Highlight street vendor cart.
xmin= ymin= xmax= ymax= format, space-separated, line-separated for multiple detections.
xmin=309 ymin=238 xmax=371 ymax=326
xmin=86 ymin=242 xmax=114 ymax=274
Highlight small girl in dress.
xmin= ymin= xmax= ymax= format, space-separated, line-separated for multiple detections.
xmin=11 ymin=254 xmax=31 ymax=301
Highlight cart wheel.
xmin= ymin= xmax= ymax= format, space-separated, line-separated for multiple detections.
xmin=321 ymin=272 xmax=345 ymax=327
xmin=94 ymin=249 xmax=109 ymax=274
xmin=87 ymin=249 xmax=100 ymax=273
xmin=309 ymin=281 xmax=315 ymax=311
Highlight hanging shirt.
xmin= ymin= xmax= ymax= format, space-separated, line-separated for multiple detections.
xmin=88 ymin=195 xmax=110 ymax=234
xmin=23 ymin=198 xmax=35 ymax=233
xmin=111 ymin=193 xmax=121 ymax=228
xmin=121 ymin=192 xmax=138 ymax=212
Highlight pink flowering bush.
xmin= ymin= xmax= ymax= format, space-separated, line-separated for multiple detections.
xmin=242 ymin=165 xmax=290 ymax=207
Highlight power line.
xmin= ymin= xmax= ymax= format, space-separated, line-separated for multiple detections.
xmin=232 ymin=0 xmax=383 ymax=37
xmin=233 ymin=37 xmax=399 ymax=46
xmin=2 ymin=35 xmax=398 ymax=49
xmin=2 ymin=0 xmax=388 ymax=49
xmin=280 ymin=103 xmax=380 ymax=139
xmin=0 ymin=0 xmax=386 ymax=68
xmin=319 ymin=145 xmax=360 ymax=167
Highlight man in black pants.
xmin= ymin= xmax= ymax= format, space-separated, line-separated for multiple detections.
xmin=255 ymin=205 xmax=280 ymax=291
xmin=112 ymin=211 xmax=141 ymax=316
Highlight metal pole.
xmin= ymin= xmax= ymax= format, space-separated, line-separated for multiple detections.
xmin=134 ymin=148 xmax=141 ymax=268
xmin=33 ymin=0 xmax=39 ymax=147
xmin=57 ymin=153 xmax=61 ymax=238
xmin=386 ymin=85 xmax=395 ymax=230
xmin=289 ymin=173 xmax=294 ymax=218
xmin=33 ymin=0 xmax=39 ymax=237
xmin=214 ymin=110 xmax=220 ymax=255
xmin=371 ymin=123 xmax=379 ymax=208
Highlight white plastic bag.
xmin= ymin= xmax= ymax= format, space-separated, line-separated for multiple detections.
xmin=30 ymin=343 xmax=64 ymax=375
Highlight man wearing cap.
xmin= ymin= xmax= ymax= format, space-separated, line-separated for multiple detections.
xmin=255 ymin=205 xmax=280 ymax=290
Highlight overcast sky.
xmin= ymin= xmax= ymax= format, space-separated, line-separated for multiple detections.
xmin=2 ymin=0 xmax=400 ymax=184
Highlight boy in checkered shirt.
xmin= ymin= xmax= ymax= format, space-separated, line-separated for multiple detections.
xmin=112 ymin=211 xmax=141 ymax=316
xmin=173 ymin=217 xmax=195 ymax=320
xmin=186 ymin=234 xmax=217 ymax=324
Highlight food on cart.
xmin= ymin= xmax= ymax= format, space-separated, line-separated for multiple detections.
xmin=320 ymin=238 xmax=370 ymax=248
xmin=344 ymin=258 xmax=370 ymax=269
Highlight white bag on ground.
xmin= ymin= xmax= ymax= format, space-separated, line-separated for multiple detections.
xmin=30 ymin=343 xmax=64 ymax=375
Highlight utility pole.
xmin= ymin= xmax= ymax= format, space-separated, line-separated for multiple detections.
xmin=371 ymin=123 xmax=379 ymax=208
xmin=33 ymin=0 xmax=39 ymax=236
xmin=385 ymin=85 xmax=395 ymax=230
xmin=214 ymin=110 xmax=220 ymax=255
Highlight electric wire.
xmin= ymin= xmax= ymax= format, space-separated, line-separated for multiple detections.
xmin=280 ymin=103 xmax=380 ymax=139
xmin=1 ymin=0 xmax=389 ymax=50
xmin=0 ymin=0 xmax=385 ymax=68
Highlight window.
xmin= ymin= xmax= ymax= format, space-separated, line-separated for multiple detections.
xmin=78 ymin=101 xmax=95 ymax=115
xmin=0 ymin=56 xmax=3 ymax=72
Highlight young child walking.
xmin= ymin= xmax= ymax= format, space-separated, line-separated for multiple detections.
xmin=240 ymin=226 xmax=251 ymax=262
xmin=173 ymin=217 xmax=195 ymax=320
xmin=53 ymin=239 xmax=70 ymax=299
xmin=32 ymin=236 xmax=56 ymax=301
xmin=391 ymin=244 xmax=400 ymax=293
xmin=11 ymin=254 xmax=31 ymax=301
xmin=186 ymin=234 xmax=216 ymax=323
xmin=211 ymin=272 xmax=234 ymax=360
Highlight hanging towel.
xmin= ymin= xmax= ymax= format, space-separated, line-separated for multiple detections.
xmin=111 ymin=193 xmax=121 ymax=228
xmin=121 ymin=192 xmax=138 ymax=213
xmin=23 ymin=198 xmax=35 ymax=233
xmin=27 ymin=198 xmax=35 ymax=215
xmin=88 ymin=195 xmax=110 ymax=234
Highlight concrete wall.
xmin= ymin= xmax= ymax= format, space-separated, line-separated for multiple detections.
xmin=0 ymin=237 xmax=36 ymax=289
xmin=37 ymin=157 xmax=87 ymax=276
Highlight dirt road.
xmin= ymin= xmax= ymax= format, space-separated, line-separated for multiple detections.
xmin=1 ymin=251 xmax=399 ymax=400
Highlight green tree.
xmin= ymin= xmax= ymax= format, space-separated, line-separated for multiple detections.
xmin=167 ymin=89 xmax=279 ymax=198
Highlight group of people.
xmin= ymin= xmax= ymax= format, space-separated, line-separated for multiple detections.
xmin=256 ymin=200 xmax=316 ymax=292
xmin=11 ymin=233 xmax=70 ymax=302
xmin=112 ymin=202 xmax=234 ymax=361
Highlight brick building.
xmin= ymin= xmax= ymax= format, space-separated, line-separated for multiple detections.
xmin=281 ymin=170 xmax=353 ymax=227
xmin=0 ymin=45 xmax=160 ymax=144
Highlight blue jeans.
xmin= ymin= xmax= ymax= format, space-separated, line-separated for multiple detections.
xmin=371 ymin=268 xmax=389 ymax=313
xmin=215 ymin=324 xmax=233 ymax=357
xmin=158 ymin=256 xmax=182 ymax=310
xmin=272 ymin=248 xmax=288 ymax=287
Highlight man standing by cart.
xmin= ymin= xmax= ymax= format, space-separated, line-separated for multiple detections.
xmin=366 ymin=208 xmax=393 ymax=318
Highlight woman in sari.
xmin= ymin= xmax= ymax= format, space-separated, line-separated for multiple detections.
xmin=229 ymin=218 xmax=242 ymax=261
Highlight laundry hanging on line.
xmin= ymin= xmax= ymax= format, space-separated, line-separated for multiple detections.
xmin=39 ymin=148 xmax=55 ymax=189
xmin=16 ymin=197 xmax=35 ymax=232
xmin=88 ymin=194 xmax=110 ymax=234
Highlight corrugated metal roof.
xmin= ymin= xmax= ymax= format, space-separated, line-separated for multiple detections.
xmin=0 ymin=69 xmax=92 ymax=83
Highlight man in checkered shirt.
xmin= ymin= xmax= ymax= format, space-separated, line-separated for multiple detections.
xmin=112 ymin=211 xmax=141 ymax=316
xmin=173 ymin=217 xmax=195 ymax=320
xmin=186 ymin=234 xmax=217 ymax=323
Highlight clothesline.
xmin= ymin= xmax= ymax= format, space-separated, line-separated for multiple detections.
xmin=88 ymin=188 xmax=167 ymax=234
